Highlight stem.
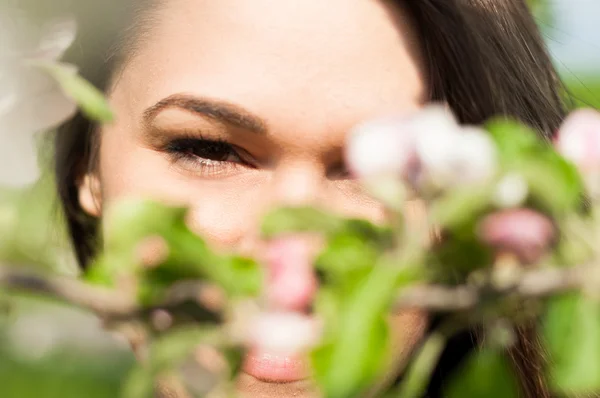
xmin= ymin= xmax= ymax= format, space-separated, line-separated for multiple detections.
xmin=393 ymin=330 xmax=447 ymax=398
xmin=0 ymin=261 xmax=594 ymax=318
xmin=0 ymin=265 xmax=218 ymax=319
xmin=392 ymin=262 xmax=592 ymax=312
xmin=0 ymin=265 xmax=137 ymax=316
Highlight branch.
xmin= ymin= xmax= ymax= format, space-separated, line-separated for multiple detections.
xmin=393 ymin=264 xmax=590 ymax=312
xmin=0 ymin=266 xmax=137 ymax=316
xmin=0 ymin=263 xmax=592 ymax=318
xmin=0 ymin=265 xmax=223 ymax=321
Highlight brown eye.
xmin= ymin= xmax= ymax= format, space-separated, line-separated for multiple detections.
xmin=327 ymin=162 xmax=353 ymax=180
xmin=167 ymin=138 xmax=241 ymax=163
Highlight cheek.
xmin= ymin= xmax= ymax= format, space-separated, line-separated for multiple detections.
xmin=184 ymin=187 xmax=266 ymax=250
xmin=388 ymin=310 xmax=429 ymax=366
xmin=98 ymin=142 xmax=270 ymax=249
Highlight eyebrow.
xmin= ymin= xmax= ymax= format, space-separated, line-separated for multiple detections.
xmin=143 ymin=94 xmax=268 ymax=134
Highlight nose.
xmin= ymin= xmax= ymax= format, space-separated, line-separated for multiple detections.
xmin=269 ymin=161 xmax=324 ymax=208
xmin=259 ymin=162 xmax=325 ymax=312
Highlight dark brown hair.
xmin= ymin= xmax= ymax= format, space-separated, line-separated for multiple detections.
xmin=55 ymin=1 xmax=565 ymax=396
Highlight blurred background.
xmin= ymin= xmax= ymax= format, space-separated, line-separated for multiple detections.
xmin=0 ymin=1 xmax=598 ymax=397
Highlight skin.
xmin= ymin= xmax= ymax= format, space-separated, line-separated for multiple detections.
xmin=79 ymin=0 xmax=429 ymax=396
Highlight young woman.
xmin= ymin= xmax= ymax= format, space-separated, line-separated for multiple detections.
xmin=55 ymin=0 xmax=566 ymax=396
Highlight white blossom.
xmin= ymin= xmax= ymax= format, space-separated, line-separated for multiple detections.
xmin=493 ymin=173 xmax=529 ymax=208
xmin=419 ymin=126 xmax=497 ymax=189
xmin=346 ymin=117 xmax=416 ymax=178
xmin=249 ymin=311 xmax=321 ymax=355
xmin=412 ymin=106 xmax=462 ymax=169
xmin=346 ymin=105 xmax=497 ymax=199
xmin=0 ymin=7 xmax=78 ymax=186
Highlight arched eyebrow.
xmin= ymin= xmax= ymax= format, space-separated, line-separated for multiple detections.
xmin=143 ymin=93 xmax=268 ymax=134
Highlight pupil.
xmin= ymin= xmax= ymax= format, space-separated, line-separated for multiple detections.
xmin=195 ymin=141 xmax=230 ymax=161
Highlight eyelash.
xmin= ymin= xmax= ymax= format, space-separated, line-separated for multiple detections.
xmin=164 ymin=135 xmax=250 ymax=176
xmin=162 ymin=134 xmax=353 ymax=180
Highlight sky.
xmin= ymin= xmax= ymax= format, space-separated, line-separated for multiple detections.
xmin=546 ymin=0 xmax=600 ymax=75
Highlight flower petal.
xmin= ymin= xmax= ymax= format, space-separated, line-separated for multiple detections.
xmin=249 ymin=311 xmax=320 ymax=354
xmin=556 ymin=108 xmax=600 ymax=172
xmin=36 ymin=17 xmax=77 ymax=61
xmin=346 ymin=117 xmax=416 ymax=178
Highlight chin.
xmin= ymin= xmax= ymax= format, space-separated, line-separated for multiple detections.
xmin=235 ymin=372 xmax=322 ymax=398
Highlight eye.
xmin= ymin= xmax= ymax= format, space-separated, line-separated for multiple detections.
xmin=164 ymin=137 xmax=252 ymax=176
xmin=327 ymin=161 xmax=353 ymax=180
xmin=167 ymin=138 xmax=239 ymax=162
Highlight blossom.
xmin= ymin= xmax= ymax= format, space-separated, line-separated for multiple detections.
xmin=0 ymin=7 xmax=78 ymax=186
xmin=346 ymin=105 xmax=497 ymax=201
xmin=345 ymin=117 xmax=418 ymax=179
xmin=479 ymin=208 xmax=555 ymax=264
xmin=248 ymin=311 xmax=321 ymax=354
xmin=418 ymin=126 xmax=497 ymax=190
xmin=346 ymin=105 xmax=458 ymax=180
xmin=493 ymin=173 xmax=529 ymax=208
xmin=556 ymin=108 xmax=600 ymax=172
xmin=265 ymin=236 xmax=317 ymax=312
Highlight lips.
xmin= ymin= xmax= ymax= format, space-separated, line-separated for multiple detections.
xmin=243 ymin=311 xmax=321 ymax=382
xmin=243 ymin=348 xmax=311 ymax=382
xmin=241 ymin=236 xmax=320 ymax=383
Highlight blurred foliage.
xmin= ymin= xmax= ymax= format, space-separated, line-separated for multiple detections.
xmin=0 ymin=343 xmax=132 ymax=398
xmin=0 ymin=0 xmax=599 ymax=397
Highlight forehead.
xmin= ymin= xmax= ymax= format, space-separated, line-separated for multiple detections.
xmin=112 ymin=0 xmax=426 ymax=132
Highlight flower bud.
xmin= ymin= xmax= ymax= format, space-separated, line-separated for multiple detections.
xmin=479 ymin=209 xmax=555 ymax=264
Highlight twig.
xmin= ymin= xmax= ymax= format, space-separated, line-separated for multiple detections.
xmin=0 ymin=266 xmax=137 ymax=316
xmin=0 ymin=263 xmax=593 ymax=319
xmin=393 ymin=264 xmax=591 ymax=312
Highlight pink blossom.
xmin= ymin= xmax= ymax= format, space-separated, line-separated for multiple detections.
xmin=479 ymin=209 xmax=555 ymax=264
xmin=346 ymin=105 xmax=458 ymax=179
xmin=419 ymin=126 xmax=497 ymax=189
xmin=556 ymin=108 xmax=600 ymax=172
xmin=346 ymin=105 xmax=497 ymax=199
xmin=265 ymin=236 xmax=318 ymax=312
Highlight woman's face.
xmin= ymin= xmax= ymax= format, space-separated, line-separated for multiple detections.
xmin=80 ymin=0 xmax=428 ymax=396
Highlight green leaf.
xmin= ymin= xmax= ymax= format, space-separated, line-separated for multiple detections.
xmin=122 ymin=364 xmax=154 ymax=398
xmin=150 ymin=327 xmax=221 ymax=372
xmin=316 ymin=233 xmax=378 ymax=289
xmin=39 ymin=62 xmax=114 ymax=122
xmin=103 ymin=199 xmax=188 ymax=251
xmin=543 ymin=294 xmax=600 ymax=395
xmin=86 ymin=198 xmax=262 ymax=300
xmin=85 ymin=199 xmax=191 ymax=287
xmin=394 ymin=331 xmax=447 ymax=398
xmin=519 ymin=153 xmax=584 ymax=214
xmin=486 ymin=119 xmax=540 ymax=159
xmin=313 ymin=263 xmax=419 ymax=398
xmin=486 ymin=118 xmax=584 ymax=214
xmin=261 ymin=206 xmax=344 ymax=237
xmin=430 ymin=185 xmax=492 ymax=230
xmin=445 ymin=348 xmax=520 ymax=398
